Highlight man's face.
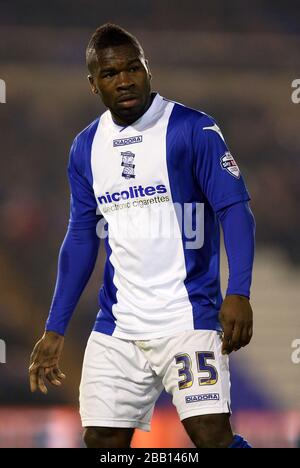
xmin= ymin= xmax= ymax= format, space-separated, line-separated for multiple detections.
xmin=88 ymin=44 xmax=152 ymax=125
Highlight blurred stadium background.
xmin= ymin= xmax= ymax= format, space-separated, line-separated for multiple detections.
xmin=0 ymin=0 xmax=300 ymax=448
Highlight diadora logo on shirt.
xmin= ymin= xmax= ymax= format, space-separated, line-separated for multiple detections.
xmin=113 ymin=135 xmax=143 ymax=147
xmin=98 ymin=184 xmax=167 ymax=204
xmin=185 ymin=393 xmax=220 ymax=404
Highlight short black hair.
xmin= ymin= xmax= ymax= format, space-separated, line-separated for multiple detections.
xmin=86 ymin=23 xmax=144 ymax=74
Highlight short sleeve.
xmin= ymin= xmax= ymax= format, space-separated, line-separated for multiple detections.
xmin=193 ymin=115 xmax=251 ymax=212
xmin=67 ymin=137 xmax=102 ymax=230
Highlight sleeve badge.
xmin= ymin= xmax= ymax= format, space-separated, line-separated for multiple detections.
xmin=220 ymin=152 xmax=240 ymax=179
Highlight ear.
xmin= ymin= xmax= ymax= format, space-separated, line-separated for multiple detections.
xmin=145 ymin=59 xmax=152 ymax=80
xmin=87 ymin=75 xmax=99 ymax=95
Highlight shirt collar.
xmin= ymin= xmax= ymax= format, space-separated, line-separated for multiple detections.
xmin=108 ymin=92 xmax=164 ymax=133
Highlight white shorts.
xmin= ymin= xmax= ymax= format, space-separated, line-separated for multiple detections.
xmin=79 ymin=330 xmax=231 ymax=431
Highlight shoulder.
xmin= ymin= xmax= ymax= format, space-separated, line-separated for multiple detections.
xmin=167 ymin=100 xmax=224 ymax=146
xmin=69 ymin=117 xmax=101 ymax=174
xmin=72 ymin=117 xmax=101 ymax=154
xmin=168 ymin=99 xmax=217 ymax=130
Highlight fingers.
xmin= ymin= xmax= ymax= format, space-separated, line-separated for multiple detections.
xmin=45 ymin=368 xmax=66 ymax=387
xmin=233 ymin=323 xmax=253 ymax=350
xmin=29 ymin=364 xmax=48 ymax=394
xmin=38 ymin=367 xmax=48 ymax=394
xmin=29 ymin=363 xmax=66 ymax=393
xmin=29 ymin=363 xmax=39 ymax=393
xmin=45 ymin=368 xmax=60 ymax=386
xmin=54 ymin=368 xmax=66 ymax=380
xmin=230 ymin=322 xmax=243 ymax=352
xmin=221 ymin=321 xmax=234 ymax=355
xmin=222 ymin=323 xmax=253 ymax=355
xmin=241 ymin=324 xmax=253 ymax=348
xmin=221 ymin=321 xmax=244 ymax=354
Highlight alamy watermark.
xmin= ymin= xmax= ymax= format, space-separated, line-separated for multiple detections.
xmin=95 ymin=202 xmax=205 ymax=249
xmin=0 ymin=339 xmax=6 ymax=364
xmin=291 ymin=79 xmax=300 ymax=104
xmin=291 ymin=339 xmax=300 ymax=364
xmin=0 ymin=79 xmax=6 ymax=103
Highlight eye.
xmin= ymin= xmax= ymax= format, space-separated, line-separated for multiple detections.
xmin=129 ymin=65 xmax=140 ymax=72
xmin=103 ymin=71 xmax=116 ymax=78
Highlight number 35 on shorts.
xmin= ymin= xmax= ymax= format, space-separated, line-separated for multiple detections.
xmin=175 ymin=352 xmax=218 ymax=390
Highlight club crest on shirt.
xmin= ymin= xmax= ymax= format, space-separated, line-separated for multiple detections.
xmin=220 ymin=152 xmax=240 ymax=179
xmin=121 ymin=151 xmax=136 ymax=179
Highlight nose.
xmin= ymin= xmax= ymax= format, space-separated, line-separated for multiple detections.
xmin=116 ymin=71 xmax=134 ymax=91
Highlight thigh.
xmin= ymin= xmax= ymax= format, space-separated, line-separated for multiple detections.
xmin=80 ymin=331 xmax=163 ymax=432
xmin=83 ymin=426 xmax=135 ymax=448
xmin=147 ymin=330 xmax=231 ymax=422
xmin=181 ymin=413 xmax=233 ymax=448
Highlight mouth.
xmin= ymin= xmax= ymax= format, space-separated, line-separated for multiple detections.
xmin=117 ymin=94 xmax=140 ymax=107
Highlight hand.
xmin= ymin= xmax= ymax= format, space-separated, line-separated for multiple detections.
xmin=29 ymin=331 xmax=66 ymax=394
xmin=219 ymin=295 xmax=253 ymax=355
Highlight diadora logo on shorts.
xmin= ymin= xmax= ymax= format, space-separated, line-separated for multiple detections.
xmin=220 ymin=152 xmax=240 ymax=179
xmin=113 ymin=135 xmax=143 ymax=147
xmin=185 ymin=393 xmax=220 ymax=404
xmin=98 ymin=184 xmax=167 ymax=204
